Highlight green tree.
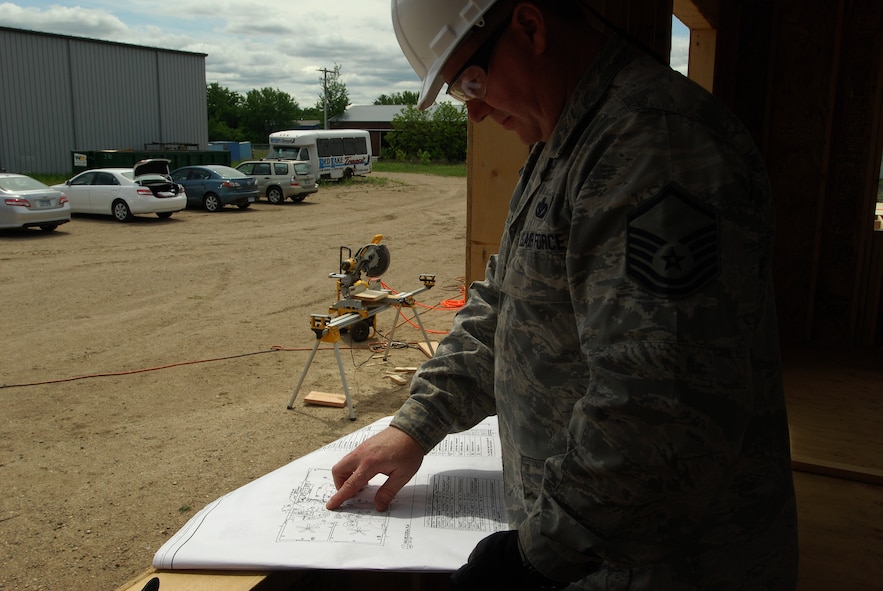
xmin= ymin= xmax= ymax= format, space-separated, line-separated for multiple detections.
xmin=206 ymin=83 xmax=244 ymax=141
xmin=315 ymin=64 xmax=350 ymax=126
xmin=374 ymin=91 xmax=419 ymax=105
xmin=384 ymin=103 xmax=467 ymax=163
xmin=429 ymin=102 xmax=468 ymax=162
xmin=239 ymin=87 xmax=302 ymax=143
xmin=384 ymin=105 xmax=431 ymax=160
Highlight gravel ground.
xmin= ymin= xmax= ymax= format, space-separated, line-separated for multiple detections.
xmin=0 ymin=172 xmax=466 ymax=591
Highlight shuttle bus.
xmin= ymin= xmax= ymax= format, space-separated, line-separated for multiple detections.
xmin=267 ymin=129 xmax=372 ymax=180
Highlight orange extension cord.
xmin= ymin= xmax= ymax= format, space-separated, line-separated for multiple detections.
xmin=379 ymin=279 xmax=466 ymax=335
xmin=0 ymin=279 xmax=467 ymax=390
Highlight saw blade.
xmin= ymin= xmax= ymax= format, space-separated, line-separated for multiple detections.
xmin=361 ymin=243 xmax=391 ymax=277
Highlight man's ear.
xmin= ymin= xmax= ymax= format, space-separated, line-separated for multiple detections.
xmin=510 ymin=2 xmax=547 ymax=55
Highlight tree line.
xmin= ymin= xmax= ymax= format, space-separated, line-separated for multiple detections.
xmin=207 ymin=64 xmax=349 ymax=144
xmin=207 ymin=71 xmax=467 ymax=163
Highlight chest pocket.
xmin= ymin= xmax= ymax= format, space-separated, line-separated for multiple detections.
xmin=498 ymin=160 xmax=575 ymax=303
xmin=500 ymin=221 xmax=571 ymax=303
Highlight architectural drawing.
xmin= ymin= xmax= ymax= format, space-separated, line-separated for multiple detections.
xmin=423 ymin=473 xmax=505 ymax=531
xmin=278 ymin=468 xmax=390 ymax=545
xmin=154 ymin=416 xmax=507 ymax=572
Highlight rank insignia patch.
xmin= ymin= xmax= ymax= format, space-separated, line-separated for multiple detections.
xmin=626 ymin=183 xmax=720 ymax=298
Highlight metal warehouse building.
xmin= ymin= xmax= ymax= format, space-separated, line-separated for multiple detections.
xmin=0 ymin=26 xmax=208 ymax=175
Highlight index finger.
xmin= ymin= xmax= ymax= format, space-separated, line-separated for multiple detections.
xmin=330 ymin=453 xmax=360 ymax=491
xmin=325 ymin=467 xmax=372 ymax=510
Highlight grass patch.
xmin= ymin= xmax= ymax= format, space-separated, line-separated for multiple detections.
xmin=29 ymin=173 xmax=70 ymax=186
xmin=319 ymin=161 xmax=466 ymax=188
xmin=372 ymin=161 xmax=466 ymax=177
xmin=319 ymin=175 xmax=402 ymax=189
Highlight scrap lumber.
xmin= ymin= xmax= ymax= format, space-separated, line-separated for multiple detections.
xmin=384 ymin=374 xmax=409 ymax=385
xmin=304 ymin=391 xmax=347 ymax=408
xmin=417 ymin=341 xmax=439 ymax=358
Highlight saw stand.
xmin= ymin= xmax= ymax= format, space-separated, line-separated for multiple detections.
xmin=287 ymin=274 xmax=436 ymax=420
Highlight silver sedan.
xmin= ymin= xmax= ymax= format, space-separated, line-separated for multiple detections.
xmin=0 ymin=173 xmax=71 ymax=232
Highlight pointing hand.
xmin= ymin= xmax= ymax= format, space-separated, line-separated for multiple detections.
xmin=325 ymin=426 xmax=425 ymax=511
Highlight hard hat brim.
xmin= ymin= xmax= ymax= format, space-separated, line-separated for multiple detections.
xmin=417 ymin=65 xmax=446 ymax=111
xmin=396 ymin=0 xmax=503 ymax=111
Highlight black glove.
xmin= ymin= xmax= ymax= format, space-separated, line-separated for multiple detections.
xmin=450 ymin=530 xmax=568 ymax=591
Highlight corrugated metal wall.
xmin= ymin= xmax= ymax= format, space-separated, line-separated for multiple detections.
xmin=0 ymin=27 xmax=207 ymax=174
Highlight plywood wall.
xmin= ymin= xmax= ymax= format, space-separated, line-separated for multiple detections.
xmin=715 ymin=0 xmax=883 ymax=347
xmin=464 ymin=121 xmax=527 ymax=285
xmin=465 ymin=0 xmax=883 ymax=348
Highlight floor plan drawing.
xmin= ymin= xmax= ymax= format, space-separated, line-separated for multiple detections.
xmin=278 ymin=468 xmax=390 ymax=545
xmin=154 ymin=416 xmax=508 ymax=572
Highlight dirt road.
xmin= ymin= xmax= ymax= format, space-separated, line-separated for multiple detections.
xmin=0 ymin=173 xmax=467 ymax=590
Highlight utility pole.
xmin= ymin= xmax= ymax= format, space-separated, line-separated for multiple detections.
xmin=318 ymin=67 xmax=333 ymax=130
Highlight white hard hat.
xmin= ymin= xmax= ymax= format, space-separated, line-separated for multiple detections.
xmin=392 ymin=0 xmax=499 ymax=110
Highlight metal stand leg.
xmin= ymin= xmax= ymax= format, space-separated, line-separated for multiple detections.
xmin=288 ymin=337 xmax=321 ymax=409
xmin=333 ymin=341 xmax=356 ymax=420
xmin=383 ymin=303 xmax=435 ymax=362
xmin=382 ymin=307 xmax=401 ymax=362
xmin=409 ymin=306 xmax=434 ymax=353
xmin=288 ymin=318 xmax=357 ymax=420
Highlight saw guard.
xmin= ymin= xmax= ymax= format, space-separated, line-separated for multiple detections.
xmin=357 ymin=243 xmax=391 ymax=277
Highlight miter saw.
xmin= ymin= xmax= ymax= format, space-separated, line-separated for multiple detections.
xmin=336 ymin=235 xmax=391 ymax=296
xmin=327 ymin=234 xmax=393 ymax=342
xmin=287 ymin=234 xmax=436 ymax=419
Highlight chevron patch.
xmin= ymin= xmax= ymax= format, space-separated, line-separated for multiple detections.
xmin=626 ymin=183 xmax=720 ymax=298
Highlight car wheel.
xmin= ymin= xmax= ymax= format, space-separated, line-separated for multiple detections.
xmin=156 ymin=211 xmax=173 ymax=219
xmin=237 ymin=202 xmax=251 ymax=210
xmin=342 ymin=168 xmax=354 ymax=180
xmin=39 ymin=224 xmax=58 ymax=232
xmin=112 ymin=199 xmax=133 ymax=222
xmin=290 ymin=195 xmax=306 ymax=203
xmin=203 ymin=193 xmax=222 ymax=212
xmin=267 ymin=187 xmax=285 ymax=204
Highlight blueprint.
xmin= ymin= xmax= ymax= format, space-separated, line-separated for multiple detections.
xmin=153 ymin=416 xmax=506 ymax=572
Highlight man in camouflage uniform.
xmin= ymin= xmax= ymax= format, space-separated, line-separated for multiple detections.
xmin=327 ymin=1 xmax=799 ymax=589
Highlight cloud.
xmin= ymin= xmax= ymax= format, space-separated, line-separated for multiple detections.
xmin=0 ymin=2 xmax=129 ymax=38
xmin=670 ymin=34 xmax=690 ymax=75
xmin=1 ymin=1 xmax=690 ymax=106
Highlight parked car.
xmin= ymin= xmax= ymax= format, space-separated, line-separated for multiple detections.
xmin=52 ymin=159 xmax=186 ymax=222
xmin=170 ymin=165 xmax=259 ymax=211
xmin=236 ymin=159 xmax=319 ymax=204
xmin=0 ymin=173 xmax=71 ymax=231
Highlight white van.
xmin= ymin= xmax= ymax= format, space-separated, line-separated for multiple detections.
xmin=267 ymin=129 xmax=372 ymax=180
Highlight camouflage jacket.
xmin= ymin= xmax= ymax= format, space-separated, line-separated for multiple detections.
xmin=391 ymin=36 xmax=798 ymax=590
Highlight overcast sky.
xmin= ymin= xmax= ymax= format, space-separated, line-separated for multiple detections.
xmin=0 ymin=1 xmax=690 ymax=107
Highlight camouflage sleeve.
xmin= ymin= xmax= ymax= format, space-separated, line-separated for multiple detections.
xmin=520 ymin=105 xmax=775 ymax=580
xmin=390 ymin=255 xmax=501 ymax=452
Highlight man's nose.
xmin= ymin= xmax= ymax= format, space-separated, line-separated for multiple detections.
xmin=466 ymin=99 xmax=492 ymax=123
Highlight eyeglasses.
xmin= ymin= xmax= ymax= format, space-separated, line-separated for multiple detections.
xmin=446 ymin=19 xmax=509 ymax=103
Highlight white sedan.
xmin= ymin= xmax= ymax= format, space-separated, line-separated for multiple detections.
xmin=53 ymin=159 xmax=187 ymax=222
